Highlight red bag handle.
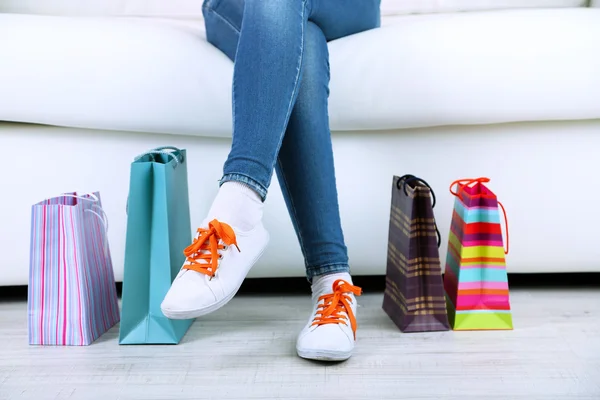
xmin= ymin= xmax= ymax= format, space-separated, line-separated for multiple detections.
xmin=449 ymin=177 xmax=509 ymax=255
xmin=449 ymin=177 xmax=491 ymax=196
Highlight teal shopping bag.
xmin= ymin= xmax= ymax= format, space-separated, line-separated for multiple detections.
xmin=119 ymin=147 xmax=194 ymax=344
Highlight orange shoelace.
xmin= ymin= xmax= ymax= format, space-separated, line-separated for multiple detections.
xmin=182 ymin=219 xmax=240 ymax=278
xmin=312 ymin=280 xmax=362 ymax=339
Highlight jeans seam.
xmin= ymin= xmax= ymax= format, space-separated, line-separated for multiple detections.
xmin=203 ymin=5 xmax=241 ymax=132
xmin=203 ymin=5 xmax=241 ymax=35
xmin=205 ymin=3 xmax=242 ymax=160
xmin=268 ymin=2 xmax=307 ymax=176
xmin=276 ymin=158 xmax=309 ymax=266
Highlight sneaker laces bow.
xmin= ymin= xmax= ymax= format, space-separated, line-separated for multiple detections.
xmin=183 ymin=219 xmax=240 ymax=278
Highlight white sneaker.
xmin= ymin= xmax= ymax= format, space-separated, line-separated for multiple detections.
xmin=296 ymin=279 xmax=362 ymax=361
xmin=161 ymin=219 xmax=269 ymax=319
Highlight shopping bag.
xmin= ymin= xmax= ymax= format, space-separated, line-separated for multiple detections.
xmin=28 ymin=192 xmax=119 ymax=345
xmin=383 ymin=175 xmax=450 ymax=332
xmin=119 ymin=146 xmax=194 ymax=344
xmin=443 ymin=177 xmax=513 ymax=330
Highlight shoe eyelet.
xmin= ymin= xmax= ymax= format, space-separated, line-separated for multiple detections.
xmin=223 ymin=245 xmax=229 ymax=251
xmin=218 ymin=254 xmax=224 ymax=260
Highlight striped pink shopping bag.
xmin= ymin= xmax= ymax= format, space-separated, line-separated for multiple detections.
xmin=28 ymin=192 xmax=120 ymax=345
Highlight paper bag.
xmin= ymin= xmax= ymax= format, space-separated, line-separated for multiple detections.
xmin=119 ymin=147 xmax=194 ymax=344
xmin=383 ymin=175 xmax=450 ymax=332
xmin=28 ymin=192 xmax=119 ymax=345
xmin=444 ymin=177 xmax=513 ymax=330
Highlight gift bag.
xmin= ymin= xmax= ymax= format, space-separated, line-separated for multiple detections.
xmin=443 ymin=177 xmax=513 ymax=330
xmin=28 ymin=192 xmax=120 ymax=345
xmin=119 ymin=146 xmax=194 ymax=344
xmin=383 ymin=175 xmax=450 ymax=332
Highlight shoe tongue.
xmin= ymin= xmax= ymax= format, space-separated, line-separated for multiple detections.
xmin=312 ymin=274 xmax=352 ymax=297
xmin=312 ymin=283 xmax=343 ymax=308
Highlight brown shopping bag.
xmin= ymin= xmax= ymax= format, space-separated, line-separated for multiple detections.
xmin=383 ymin=175 xmax=450 ymax=332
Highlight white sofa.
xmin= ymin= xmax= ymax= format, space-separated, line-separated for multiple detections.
xmin=1 ymin=1 xmax=599 ymax=286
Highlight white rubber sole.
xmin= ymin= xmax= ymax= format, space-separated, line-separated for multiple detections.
xmin=296 ymin=348 xmax=353 ymax=362
xmin=160 ymin=242 xmax=268 ymax=320
xmin=161 ymin=284 xmax=240 ymax=319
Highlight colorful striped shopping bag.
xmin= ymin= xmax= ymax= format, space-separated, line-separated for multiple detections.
xmin=28 ymin=192 xmax=120 ymax=345
xmin=383 ymin=175 xmax=450 ymax=332
xmin=443 ymin=178 xmax=513 ymax=330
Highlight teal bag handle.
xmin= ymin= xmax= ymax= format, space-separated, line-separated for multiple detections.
xmin=134 ymin=146 xmax=185 ymax=167
xmin=127 ymin=146 xmax=186 ymax=214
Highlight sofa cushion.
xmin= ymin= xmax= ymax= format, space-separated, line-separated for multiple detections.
xmin=0 ymin=0 xmax=587 ymax=18
xmin=381 ymin=0 xmax=587 ymax=16
xmin=331 ymin=8 xmax=600 ymax=131
xmin=0 ymin=0 xmax=204 ymax=18
xmin=0 ymin=9 xmax=599 ymax=137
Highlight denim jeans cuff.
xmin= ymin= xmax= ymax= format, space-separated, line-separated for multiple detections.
xmin=220 ymin=173 xmax=267 ymax=201
xmin=306 ymin=263 xmax=351 ymax=282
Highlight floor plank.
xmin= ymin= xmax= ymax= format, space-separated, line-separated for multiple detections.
xmin=1 ymin=289 xmax=599 ymax=400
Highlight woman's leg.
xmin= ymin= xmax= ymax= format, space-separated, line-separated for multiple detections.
xmin=274 ymin=24 xmax=361 ymax=361
xmin=202 ymin=0 xmax=351 ymax=282
xmin=221 ymin=0 xmax=380 ymax=198
xmin=274 ymin=24 xmax=346 ymax=283
xmin=205 ymin=0 xmax=380 ymax=279
xmin=163 ymin=0 xmax=380 ymax=360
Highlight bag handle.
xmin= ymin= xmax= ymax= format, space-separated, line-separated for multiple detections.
xmin=498 ymin=201 xmax=509 ymax=255
xmin=134 ymin=146 xmax=185 ymax=167
xmin=449 ymin=177 xmax=509 ymax=255
xmin=127 ymin=146 xmax=185 ymax=214
xmin=396 ymin=174 xmax=441 ymax=248
xmin=449 ymin=177 xmax=490 ymax=197
xmin=61 ymin=193 xmax=110 ymax=256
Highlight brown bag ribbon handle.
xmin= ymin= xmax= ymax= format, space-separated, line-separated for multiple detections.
xmin=397 ymin=174 xmax=441 ymax=248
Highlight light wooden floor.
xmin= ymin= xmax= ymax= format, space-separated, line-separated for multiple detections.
xmin=1 ymin=289 xmax=599 ymax=400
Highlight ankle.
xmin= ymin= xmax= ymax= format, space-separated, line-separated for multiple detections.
xmin=221 ymin=181 xmax=262 ymax=202
xmin=206 ymin=181 xmax=263 ymax=232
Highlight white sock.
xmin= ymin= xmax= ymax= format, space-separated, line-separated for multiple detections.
xmin=206 ymin=181 xmax=263 ymax=232
xmin=311 ymin=272 xmax=353 ymax=299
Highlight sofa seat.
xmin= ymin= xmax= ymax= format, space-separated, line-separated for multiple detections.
xmin=1 ymin=8 xmax=599 ymax=138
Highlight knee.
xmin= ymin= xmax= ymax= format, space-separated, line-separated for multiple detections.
xmin=244 ymin=0 xmax=304 ymax=25
xmin=202 ymin=0 xmax=215 ymax=9
xmin=203 ymin=0 xmax=244 ymax=60
xmin=202 ymin=0 xmax=227 ymax=14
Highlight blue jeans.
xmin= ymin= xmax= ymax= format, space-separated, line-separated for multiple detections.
xmin=203 ymin=0 xmax=380 ymax=280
